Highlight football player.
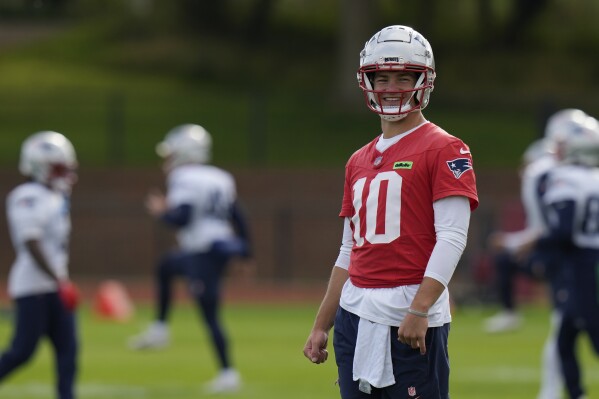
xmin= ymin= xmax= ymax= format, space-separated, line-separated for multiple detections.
xmin=484 ymin=109 xmax=591 ymax=335
xmin=303 ymin=25 xmax=478 ymax=398
xmin=128 ymin=124 xmax=252 ymax=394
xmin=0 ymin=131 xmax=79 ymax=399
xmin=540 ymin=117 xmax=599 ymax=399
xmin=484 ymin=109 xmax=595 ymax=398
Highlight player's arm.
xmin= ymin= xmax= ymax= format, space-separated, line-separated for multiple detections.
xmin=399 ymin=196 xmax=471 ymax=354
xmin=304 ymin=218 xmax=352 ymax=364
xmin=159 ymin=204 xmax=192 ymax=227
xmin=145 ymin=189 xmax=192 ymax=227
xmin=537 ymin=199 xmax=576 ymax=247
xmin=24 ymin=239 xmax=60 ymax=282
xmin=230 ymin=201 xmax=252 ymax=258
xmin=304 ymin=265 xmax=348 ymax=364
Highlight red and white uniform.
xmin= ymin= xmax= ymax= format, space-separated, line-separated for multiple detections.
xmin=341 ymin=122 xmax=478 ymax=289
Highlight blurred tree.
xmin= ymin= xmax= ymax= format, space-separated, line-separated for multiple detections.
xmin=337 ymin=0 xmax=377 ymax=106
xmin=180 ymin=0 xmax=229 ymax=33
xmin=504 ymin=0 xmax=550 ymax=46
xmin=245 ymin=0 xmax=275 ymax=44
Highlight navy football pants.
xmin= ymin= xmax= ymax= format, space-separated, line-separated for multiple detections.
xmin=155 ymin=249 xmax=231 ymax=369
xmin=558 ymin=260 xmax=599 ymax=399
xmin=0 ymin=293 xmax=78 ymax=399
xmin=334 ymin=307 xmax=450 ymax=399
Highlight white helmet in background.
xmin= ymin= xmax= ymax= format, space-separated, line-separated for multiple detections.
xmin=522 ymin=138 xmax=552 ymax=166
xmin=562 ymin=116 xmax=599 ymax=167
xmin=19 ymin=131 xmax=78 ymax=192
xmin=357 ymin=25 xmax=435 ymax=121
xmin=156 ymin=124 xmax=212 ymax=171
xmin=543 ymin=108 xmax=589 ymax=150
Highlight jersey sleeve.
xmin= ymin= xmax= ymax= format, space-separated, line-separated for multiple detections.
xmin=7 ymin=190 xmax=48 ymax=242
xmin=431 ymin=139 xmax=479 ymax=210
xmin=339 ymin=163 xmax=354 ymax=218
xmin=166 ymin=171 xmax=196 ymax=208
xmin=543 ymin=170 xmax=578 ymax=205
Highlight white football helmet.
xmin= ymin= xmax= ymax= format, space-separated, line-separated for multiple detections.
xmin=562 ymin=116 xmax=599 ymax=167
xmin=156 ymin=124 xmax=212 ymax=171
xmin=522 ymin=138 xmax=552 ymax=166
xmin=357 ymin=25 xmax=435 ymax=121
xmin=19 ymin=131 xmax=78 ymax=192
xmin=544 ymin=108 xmax=589 ymax=143
xmin=543 ymin=109 xmax=594 ymax=159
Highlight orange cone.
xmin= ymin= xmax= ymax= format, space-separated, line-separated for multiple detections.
xmin=93 ymin=280 xmax=134 ymax=322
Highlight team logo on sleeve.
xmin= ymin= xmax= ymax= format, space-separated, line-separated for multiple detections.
xmin=446 ymin=158 xmax=473 ymax=179
xmin=16 ymin=196 xmax=36 ymax=208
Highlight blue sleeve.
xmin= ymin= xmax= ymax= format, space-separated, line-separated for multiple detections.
xmin=231 ymin=201 xmax=252 ymax=257
xmin=537 ymin=200 xmax=575 ymax=248
xmin=160 ymin=203 xmax=192 ymax=227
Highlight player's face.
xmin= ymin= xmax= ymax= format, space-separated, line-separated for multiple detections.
xmin=372 ymin=71 xmax=418 ymax=108
xmin=48 ymin=163 xmax=78 ymax=189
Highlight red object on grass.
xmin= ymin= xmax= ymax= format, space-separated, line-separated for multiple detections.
xmin=93 ymin=280 xmax=134 ymax=321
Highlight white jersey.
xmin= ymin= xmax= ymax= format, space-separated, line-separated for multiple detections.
xmin=544 ymin=165 xmax=599 ymax=249
xmin=6 ymin=182 xmax=70 ymax=298
xmin=167 ymin=164 xmax=237 ymax=252
xmin=503 ymin=154 xmax=557 ymax=251
xmin=521 ymin=154 xmax=557 ymax=234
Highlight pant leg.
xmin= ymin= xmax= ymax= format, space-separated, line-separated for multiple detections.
xmin=155 ymin=251 xmax=188 ymax=322
xmin=0 ymin=295 xmax=48 ymax=380
xmin=383 ymin=323 xmax=450 ymax=399
xmin=186 ymin=251 xmax=231 ymax=369
xmin=557 ymin=313 xmax=584 ymax=399
xmin=333 ymin=307 xmax=381 ymax=399
xmin=47 ymin=293 xmax=78 ymax=399
xmin=494 ymin=251 xmax=520 ymax=310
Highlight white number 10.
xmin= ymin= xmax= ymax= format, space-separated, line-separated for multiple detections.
xmin=351 ymin=171 xmax=402 ymax=246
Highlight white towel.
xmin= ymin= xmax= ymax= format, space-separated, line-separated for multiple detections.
xmin=352 ymin=317 xmax=395 ymax=393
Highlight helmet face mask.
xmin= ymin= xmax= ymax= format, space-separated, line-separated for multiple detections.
xmin=19 ymin=131 xmax=78 ymax=193
xmin=561 ymin=116 xmax=599 ymax=167
xmin=156 ymin=124 xmax=212 ymax=172
xmin=357 ymin=25 xmax=435 ymax=121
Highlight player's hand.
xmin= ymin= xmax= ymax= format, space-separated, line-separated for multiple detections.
xmin=398 ymin=313 xmax=428 ymax=355
xmin=303 ymin=330 xmax=329 ymax=364
xmin=487 ymin=232 xmax=506 ymax=252
xmin=145 ymin=189 xmax=167 ymax=217
xmin=59 ymin=280 xmax=80 ymax=311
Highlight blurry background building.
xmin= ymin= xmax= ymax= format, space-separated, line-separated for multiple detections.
xmin=0 ymin=0 xmax=597 ymax=303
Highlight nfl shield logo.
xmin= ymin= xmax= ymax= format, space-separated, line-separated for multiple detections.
xmin=373 ymin=155 xmax=383 ymax=167
xmin=408 ymin=386 xmax=417 ymax=397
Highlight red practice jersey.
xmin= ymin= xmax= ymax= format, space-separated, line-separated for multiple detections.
xmin=340 ymin=122 xmax=479 ymax=288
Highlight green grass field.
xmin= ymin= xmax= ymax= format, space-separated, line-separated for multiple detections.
xmin=0 ymin=302 xmax=598 ymax=398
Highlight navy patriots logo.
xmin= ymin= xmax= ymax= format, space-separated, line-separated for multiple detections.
xmin=446 ymin=158 xmax=472 ymax=179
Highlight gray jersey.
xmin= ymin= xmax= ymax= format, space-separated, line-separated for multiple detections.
xmin=6 ymin=182 xmax=70 ymax=298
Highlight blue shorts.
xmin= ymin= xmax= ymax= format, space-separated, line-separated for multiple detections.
xmin=334 ymin=307 xmax=450 ymax=399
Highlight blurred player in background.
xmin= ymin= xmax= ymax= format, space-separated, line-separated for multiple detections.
xmin=485 ymin=109 xmax=597 ymax=399
xmin=128 ymin=124 xmax=252 ymax=394
xmin=0 ymin=131 xmax=79 ymax=399
xmin=303 ymin=25 xmax=478 ymax=398
xmin=482 ymin=110 xmax=587 ymax=334
xmin=540 ymin=117 xmax=599 ymax=399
